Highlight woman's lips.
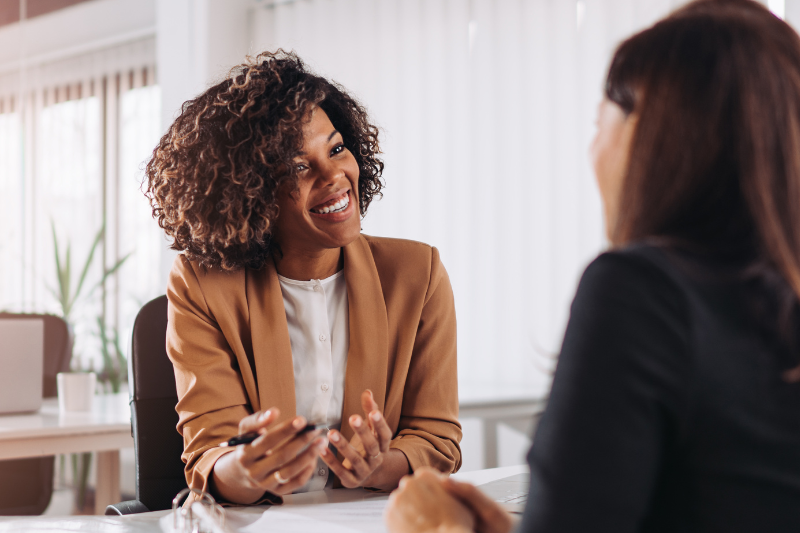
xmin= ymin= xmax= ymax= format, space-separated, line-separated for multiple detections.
xmin=310 ymin=190 xmax=350 ymax=214
xmin=309 ymin=190 xmax=355 ymax=221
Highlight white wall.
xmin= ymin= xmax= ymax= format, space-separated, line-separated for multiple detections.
xmin=0 ymin=0 xmax=155 ymax=72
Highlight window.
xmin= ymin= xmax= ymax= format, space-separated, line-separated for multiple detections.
xmin=0 ymin=38 xmax=162 ymax=372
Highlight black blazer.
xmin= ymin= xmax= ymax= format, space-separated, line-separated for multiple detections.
xmin=521 ymin=244 xmax=800 ymax=532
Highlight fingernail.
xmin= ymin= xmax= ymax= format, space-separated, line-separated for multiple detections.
xmin=260 ymin=410 xmax=272 ymax=422
xmin=317 ymin=438 xmax=329 ymax=449
xmin=351 ymin=416 xmax=361 ymax=428
xmin=320 ymin=447 xmax=329 ymax=456
xmin=371 ymin=411 xmax=381 ymax=422
xmin=293 ymin=417 xmax=306 ymax=429
xmin=366 ymin=389 xmax=373 ymax=397
xmin=329 ymin=431 xmax=340 ymax=442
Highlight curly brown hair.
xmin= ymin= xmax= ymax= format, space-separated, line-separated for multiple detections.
xmin=144 ymin=50 xmax=384 ymax=271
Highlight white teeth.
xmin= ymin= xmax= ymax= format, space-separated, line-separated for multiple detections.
xmin=313 ymin=194 xmax=349 ymax=214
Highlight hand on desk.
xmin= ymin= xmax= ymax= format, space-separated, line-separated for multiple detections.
xmin=385 ymin=468 xmax=514 ymax=533
xmin=320 ymin=390 xmax=410 ymax=490
xmin=211 ymin=408 xmax=328 ymax=504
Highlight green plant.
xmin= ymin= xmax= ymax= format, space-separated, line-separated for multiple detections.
xmin=96 ymin=317 xmax=127 ymax=394
xmin=50 ymin=221 xmax=130 ymax=323
xmin=49 ymin=220 xmax=131 ymax=511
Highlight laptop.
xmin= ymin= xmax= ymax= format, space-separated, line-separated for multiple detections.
xmin=0 ymin=319 xmax=44 ymax=414
xmin=478 ymin=472 xmax=529 ymax=513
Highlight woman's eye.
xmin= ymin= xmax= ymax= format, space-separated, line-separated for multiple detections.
xmin=295 ymin=163 xmax=308 ymax=172
xmin=331 ymin=144 xmax=345 ymax=156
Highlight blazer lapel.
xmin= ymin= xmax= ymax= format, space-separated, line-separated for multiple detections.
xmin=341 ymin=235 xmax=389 ymax=442
xmin=246 ymin=259 xmax=297 ymax=422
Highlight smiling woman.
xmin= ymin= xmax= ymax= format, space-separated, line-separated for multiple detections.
xmin=144 ymin=51 xmax=461 ymax=506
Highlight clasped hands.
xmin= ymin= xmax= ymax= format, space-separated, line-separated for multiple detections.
xmin=212 ymin=390 xmax=394 ymax=503
xmin=385 ymin=468 xmax=514 ymax=533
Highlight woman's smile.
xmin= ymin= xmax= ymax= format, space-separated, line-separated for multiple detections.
xmin=309 ymin=189 xmax=354 ymax=220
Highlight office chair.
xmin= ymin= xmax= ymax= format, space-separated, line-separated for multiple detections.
xmin=0 ymin=313 xmax=71 ymax=515
xmin=105 ymin=295 xmax=187 ymax=515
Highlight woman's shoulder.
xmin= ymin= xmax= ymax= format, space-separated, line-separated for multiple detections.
xmin=359 ymin=234 xmax=448 ymax=296
xmin=361 ymin=234 xmax=442 ymax=269
xmin=168 ymin=252 xmax=246 ymax=295
xmin=578 ymin=243 xmax=691 ymax=317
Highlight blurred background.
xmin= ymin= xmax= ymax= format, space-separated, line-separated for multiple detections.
xmin=0 ymin=0 xmax=794 ymax=514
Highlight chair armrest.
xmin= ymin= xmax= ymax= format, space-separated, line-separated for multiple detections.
xmin=105 ymin=499 xmax=151 ymax=515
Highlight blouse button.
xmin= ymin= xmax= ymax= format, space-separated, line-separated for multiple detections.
xmin=319 ymin=333 xmax=326 ymax=341
xmin=318 ymin=468 xmax=327 ymax=476
xmin=321 ymin=383 xmax=329 ymax=392
xmin=313 ymin=285 xmax=322 ymax=292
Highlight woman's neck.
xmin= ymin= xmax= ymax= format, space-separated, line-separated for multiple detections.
xmin=273 ymin=245 xmax=343 ymax=281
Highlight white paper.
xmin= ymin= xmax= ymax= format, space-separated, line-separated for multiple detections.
xmin=238 ymin=499 xmax=388 ymax=533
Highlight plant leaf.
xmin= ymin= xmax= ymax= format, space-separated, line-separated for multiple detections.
xmin=72 ymin=225 xmax=104 ymax=308
xmin=51 ymin=222 xmax=68 ymax=319
xmin=88 ymin=251 xmax=132 ymax=297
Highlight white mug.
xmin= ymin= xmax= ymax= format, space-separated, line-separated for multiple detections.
xmin=56 ymin=372 xmax=96 ymax=412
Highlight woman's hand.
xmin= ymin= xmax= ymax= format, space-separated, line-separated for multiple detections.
xmin=441 ymin=477 xmax=514 ymax=533
xmin=320 ymin=390 xmax=410 ymax=490
xmin=385 ymin=468 xmax=514 ymax=533
xmin=385 ymin=468 xmax=475 ymax=533
xmin=210 ymin=408 xmax=328 ymax=504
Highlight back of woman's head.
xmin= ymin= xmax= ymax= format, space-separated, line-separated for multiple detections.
xmin=607 ymin=0 xmax=800 ymax=303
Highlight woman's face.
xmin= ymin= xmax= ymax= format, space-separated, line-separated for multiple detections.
xmin=590 ymin=98 xmax=637 ymax=241
xmin=273 ymin=107 xmax=362 ymax=254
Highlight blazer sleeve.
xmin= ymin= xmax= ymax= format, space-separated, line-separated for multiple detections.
xmin=390 ymin=247 xmax=463 ymax=473
xmin=166 ymin=255 xmax=253 ymax=497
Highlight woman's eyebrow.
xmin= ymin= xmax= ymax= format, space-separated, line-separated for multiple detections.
xmin=297 ymin=130 xmax=341 ymax=156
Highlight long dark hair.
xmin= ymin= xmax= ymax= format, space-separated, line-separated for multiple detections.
xmin=605 ymin=0 xmax=800 ymax=376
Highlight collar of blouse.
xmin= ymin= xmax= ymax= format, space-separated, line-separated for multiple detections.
xmin=244 ymin=234 xmax=389 ymax=444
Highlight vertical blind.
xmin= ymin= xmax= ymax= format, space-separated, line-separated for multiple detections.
xmin=248 ymin=0 xmax=698 ymax=395
xmin=0 ymin=37 xmax=163 ymax=370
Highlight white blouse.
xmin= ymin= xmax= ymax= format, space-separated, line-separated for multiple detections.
xmin=277 ymin=270 xmax=349 ymax=492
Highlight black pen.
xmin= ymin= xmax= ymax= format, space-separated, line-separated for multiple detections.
xmin=219 ymin=423 xmax=328 ymax=447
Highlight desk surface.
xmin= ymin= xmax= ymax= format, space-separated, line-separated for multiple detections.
xmin=0 ymin=393 xmax=132 ymax=459
xmin=0 ymin=465 xmax=528 ymax=532
xmin=0 ymin=393 xmax=131 ymax=440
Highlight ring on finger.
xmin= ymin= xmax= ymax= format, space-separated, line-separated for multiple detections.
xmin=274 ymin=470 xmax=290 ymax=485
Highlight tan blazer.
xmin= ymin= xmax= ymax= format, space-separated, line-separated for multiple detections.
xmin=166 ymin=234 xmax=462 ymax=498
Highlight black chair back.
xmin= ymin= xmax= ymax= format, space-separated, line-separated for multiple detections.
xmin=129 ymin=295 xmax=187 ymax=511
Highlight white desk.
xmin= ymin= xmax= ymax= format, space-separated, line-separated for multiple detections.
xmin=459 ymin=384 xmax=546 ymax=468
xmin=0 ymin=393 xmax=133 ymax=515
xmin=0 ymin=465 xmax=528 ymax=532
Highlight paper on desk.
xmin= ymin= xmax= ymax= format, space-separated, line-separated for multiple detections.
xmin=238 ymin=499 xmax=388 ymax=533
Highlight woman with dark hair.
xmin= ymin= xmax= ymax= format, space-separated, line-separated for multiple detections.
xmin=386 ymin=1 xmax=800 ymax=531
xmin=145 ymin=51 xmax=461 ymax=505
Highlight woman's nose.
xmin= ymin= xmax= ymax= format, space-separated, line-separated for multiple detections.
xmin=316 ymin=160 xmax=344 ymax=185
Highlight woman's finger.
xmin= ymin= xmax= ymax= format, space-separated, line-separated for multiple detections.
xmin=270 ymin=461 xmax=317 ymax=495
xmin=350 ymin=414 xmax=381 ymax=459
xmin=361 ymin=390 xmax=379 ymax=423
xmin=240 ymin=415 xmax=310 ymax=463
xmin=246 ymin=428 xmax=324 ymax=481
xmin=238 ymin=408 xmax=279 ymax=434
xmin=443 ymin=478 xmax=514 ymax=533
xmin=319 ymin=446 xmax=361 ymax=488
xmin=367 ymin=410 xmax=393 ymax=453
xmin=263 ymin=438 xmax=327 ymax=493
xmin=328 ymin=429 xmax=374 ymax=479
